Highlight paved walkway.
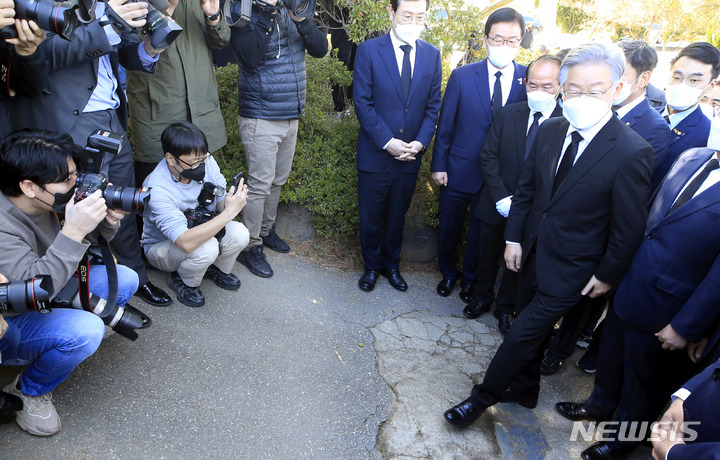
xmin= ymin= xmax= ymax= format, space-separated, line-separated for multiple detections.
xmin=0 ymin=251 xmax=652 ymax=459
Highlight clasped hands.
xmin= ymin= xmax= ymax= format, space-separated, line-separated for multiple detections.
xmin=387 ymin=139 xmax=423 ymax=162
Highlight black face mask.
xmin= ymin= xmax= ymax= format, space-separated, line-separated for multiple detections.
xmin=39 ymin=186 xmax=76 ymax=213
xmin=179 ymin=162 xmax=206 ymax=182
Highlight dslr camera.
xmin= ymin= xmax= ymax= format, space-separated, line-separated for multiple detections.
xmin=74 ymin=130 xmax=152 ymax=215
xmin=226 ymin=0 xmax=315 ymax=28
xmin=105 ymin=0 xmax=182 ymax=49
xmin=0 ymin=0 xmax=80 ymax=41
xmin=185 ymin=182 xmax=225 ymax=240
xmin=0 ymin=275 xmax=53 ymax=314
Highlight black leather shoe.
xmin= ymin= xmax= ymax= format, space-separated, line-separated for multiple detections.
xmin=555 ymin=402 xmax=606 ymax=422
xmin=540 ymin=352 xmax=565 ymax=375
xmin=498 ymin=389 xmax=537 ymax=409
xmin=581 ymin=442 xmax=636 ymax=460
xmin=380 ymin=269 xmax=408 ymax=291
xmin=463 ymin=299 xmax=490 ymax=319
xmin=458 ymin=280 xmax=475 ymax=303
xmin=237 ymin=246 xmax=273 ymax=278
xmin=359 ymin=270 xmax=380 ymax=292
xmin=262 ymin=226 xmax=290 ymax=253
xmin=436 ymin=277 xmax=456 ymax=297
xmin=497 ymin=313 xmax=512 ymax=335
xmin=124 ymin=304 xmax=152 ymax=329
xmin=135 ymin=282 xmax=172 ymax=306
xmin=443 ymin=399 xmax=485 ymax=427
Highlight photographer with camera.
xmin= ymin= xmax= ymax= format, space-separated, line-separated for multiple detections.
xmin=141 ymin=121 xmax=249 ymax=308
xmin=228 ymin=0 xmax=326 ymax=278
xmin=12 ymin=0 xmax=175 ymax=308
xmin=0 ymin=0 xmax=49 ymax=138
xmin=0 ymin=130 xmax=146 ymax=436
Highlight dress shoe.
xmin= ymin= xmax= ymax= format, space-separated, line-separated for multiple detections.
xmin=458 ymin=280 xmax=475 ymax=303
xmin=262 ymin=226 xmax=290 ymax=253
xmin=436 ymin=277 xmax=456 ymax=297
xmin=358 ymin=270 xmax=380 ymax=292
xmin=135 ymin=282 xmax=172 ymax=306
xmin=380 ymin=269 xmax=408 ymax=291
xmin=497 ymin=313 xmax=512 ymax=335
xmin=237 ymin=246 xmax=273 ymax=278
xmin=540 ymin=351 xmax=565 ymax=375
xmin=498 ymin=389 xmax=537 ymax=409
xmin=581 ymin=442 xmax=636 ymax=460
xmin=124 ymin=304 xmax=152 ymax=329
xmin=443 ymin=398 xmax=485 ymax=427
xmin=463 ymin=299 xmax=490 ymax=319
xmin=555 ymin=402 xmax=606 ymax=422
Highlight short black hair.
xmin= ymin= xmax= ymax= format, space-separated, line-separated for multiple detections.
xmin=617 ymin=40 xmax=658 ymax=75
xmin=390 ymin=0 xmax=430 ymax=12
xmin=483 ymin=7 xmax=524 ymax=37
xmin=0 ymin=130 xmax=78 ymax=197
xmin=671 ymin=42 xmax=720 ymax=80
xmin=161 ymin=121 xmax=209 ymax=160
xmin=526 ymin=54 xmax=561 ymax=77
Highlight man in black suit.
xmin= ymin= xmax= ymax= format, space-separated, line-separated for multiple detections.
xmin=463 ymin=54 xmax=563 ymax=336
xmin=443 ymin=43 xmax=654 ymax=426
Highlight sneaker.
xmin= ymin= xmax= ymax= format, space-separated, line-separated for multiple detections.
xmin=576 ymin=351 xmax=597 ymax=374
xmin=262 ymin=226 xmax=290 ymax=253
xmin=237 ymin=246 xmax=273 ymax=278
xmin=576 ymin=333 xmax=593 ymax=349
xmin=204 ymin=265 xmax=241 ymax=290
xmin=540 ymin=352 xmax=565 ymax=376
xmin=3 ymin=374 xmax=61 ymax=436
xmin=166 ymin=272 xmax=205 ymax=307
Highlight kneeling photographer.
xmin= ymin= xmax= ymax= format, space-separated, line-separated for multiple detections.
xmin=0 ymin=130 xmax=146 ymax=436
xmin=142 ymin=121 xmax=249 ymax=308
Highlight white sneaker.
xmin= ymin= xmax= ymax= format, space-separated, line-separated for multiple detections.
xmin=3 ymin=374 xmax=61 ymax=436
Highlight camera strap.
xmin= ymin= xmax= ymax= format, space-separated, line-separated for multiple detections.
xmin=76 ymin=230 xmax=118 ymax=313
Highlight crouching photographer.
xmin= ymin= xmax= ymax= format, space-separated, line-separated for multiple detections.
xmin=142 ymin=121 xmax=249 ymax=307
xmin=0 ymin=130 xmax=146 ymax=436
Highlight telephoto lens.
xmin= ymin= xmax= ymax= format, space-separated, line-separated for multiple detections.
xmin=0 ymin=275 xmax=53 ymax=314
xmin=103 ymin=185 xmax=151 ymax=215
xmin=2 ymin=0 xmax=80 ymax=40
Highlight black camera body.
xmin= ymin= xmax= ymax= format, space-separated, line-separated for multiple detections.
xmin=184 ymin=182 xmax=225 ymax=240
xmin=74 ymin=130 xmax=152 ymax=215
xmin=226 ymin=0 xmax=315 ymax=29
xmin=0 ymin=275 xmax=53 ymax=314
xmin=0 ymin=0 xmax=80 ymax=41
xmin=105 ymin=0 xmax=182 ymax=50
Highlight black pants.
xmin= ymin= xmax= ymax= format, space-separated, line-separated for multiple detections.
xmin=68 ymin=109 xmax=149 ymax=286
xmin=547 ymin=295 xmax=606 ymax=360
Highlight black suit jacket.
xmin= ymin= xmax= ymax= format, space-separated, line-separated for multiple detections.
xmin=475 ymin=100 xmax=563 ymax=225
xmin=504 ymin=116 xmax=654 ymax=298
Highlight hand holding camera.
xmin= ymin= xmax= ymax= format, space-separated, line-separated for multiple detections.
xmin=61 ymin=190 xmax=107 ymax=243
xmin=0 ymin=0 xmax=14 ymax=28
xmin=5 ymin=19 xmax=45 ymax=56
xmin=108 ymin=0 xmax=148 ymax=29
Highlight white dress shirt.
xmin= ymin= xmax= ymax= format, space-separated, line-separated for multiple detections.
xmin=389 ymin=30 xmax=416 ymax=78
xmin=556 ymin=110 xmax=614 ymax=172
xmin=615 ymin=94 xmax=645 ymax=120
xmin=526 ymin=103 xmax=557 ymax=134
xmin=662 ymin=104 xmax=700 ymax=130
xmin=487 ymin=60 xmax=515 ymax=106
xmin=671 ymin=153 xmax=720 ymax=206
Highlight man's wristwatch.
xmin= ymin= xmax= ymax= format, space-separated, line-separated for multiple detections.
xmin=205 ymin=10 xmax=221 ymax=22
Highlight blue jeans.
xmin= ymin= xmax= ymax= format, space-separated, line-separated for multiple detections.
xmin=0 ymin=264 xmax=139 ymax=396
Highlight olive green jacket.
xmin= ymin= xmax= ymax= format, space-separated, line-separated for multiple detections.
xmin=127 ymin=0 xmax=230 ymax=163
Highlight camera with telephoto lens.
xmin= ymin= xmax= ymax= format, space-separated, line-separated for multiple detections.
xmin=74 ymin=130 xmax=152 ymax=215
xmin=225 ymin=0 xmax=315 ymax=29
xmin=0 ymin=275 xmax=53 ymax=314
xmin=105 ymin=0 xmax=182 ymax=50
xmin=184 ymin=182 xmax=225 ymax=240
xmin=0 ymin=0 xmax=80 ymax=41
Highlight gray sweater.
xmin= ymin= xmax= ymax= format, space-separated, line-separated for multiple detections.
xmin=0 ymin=193 xmax=118 ymax=299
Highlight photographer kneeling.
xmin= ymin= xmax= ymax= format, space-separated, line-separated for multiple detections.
xmin=0 ymin=130 xmax=142 ymax=436
xmin=142 ymin=121 xmax=249 ymax=307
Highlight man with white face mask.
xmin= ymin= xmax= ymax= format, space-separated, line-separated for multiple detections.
xmin=464 ymin=55 xmax=562 ymax=334
xmin=353 ymin=0 xmax=441 ymax=292
xmin=654 ymin=42 xmax=720 ymax=191
xmin=430 ymin=7 xmax=527 ymax=304
xmin=444 ymin=43 xmax=654 ymax=434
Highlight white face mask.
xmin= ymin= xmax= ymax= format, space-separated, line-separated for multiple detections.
xmin=708 ymin=117 xmax=720 ymax=151
xmin=666 ymin=83 xmax=704 ymax=111
xmin=612 ymin=77 xmax=640 ymax=106
xmin=562 ymin=94 xmax=613 ymax=130
xmin=527 ymin=91 xmax=557 ymax=114
xmin=393 ymin=20 xmax=424 ymax=44
xmin=486 ymin=44 xmax=518 ymax=69
xmin=700 ymin=103 xmax=715 ymax=119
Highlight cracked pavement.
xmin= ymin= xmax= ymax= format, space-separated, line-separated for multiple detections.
xmin=0 ymin=252 xmax=652 ymax=459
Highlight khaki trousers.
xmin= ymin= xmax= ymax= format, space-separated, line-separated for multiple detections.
xmin=146 ymin=221 xmax=249 ymax=287
xmin=238 ymin=116 xmax=298 ymax=248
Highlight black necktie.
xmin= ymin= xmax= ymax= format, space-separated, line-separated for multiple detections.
xmin=524 ymin=111 xmax=543 ymax=159
xmin=491 ymin=71 xmax=502 ymax=116
xmin=663 ymin=114 xmax=670 ymax=124
xmin=667 ymin=158 xmax=720 ymax=215
xmin=553 ymin=131 xmax=583 ymax=195
xmin=400 ymin=44 xmax=412 ymax=102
